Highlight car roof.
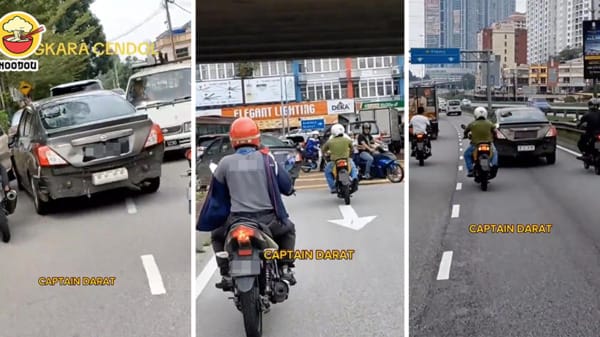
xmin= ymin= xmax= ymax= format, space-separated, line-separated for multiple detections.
xmin=50 ymin=79 xmax=101 ymax=90
xmin=129 ymin=60 xmax=191 ymax=78
xmin=32 ymin=90 xmax=121 ymax=108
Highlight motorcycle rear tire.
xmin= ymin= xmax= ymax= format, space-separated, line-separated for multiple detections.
xmin=341 ymin=185 xmax=351 ymax=205
xmin=419 ymin=158 xmax=424 ymax=166
xmin=240 ymin=283 xmax=262 ymax=337
xmin=480 ymin=177 xmax=488 ymax=191
xmin=0 ymin=213 xmax=9 ymax=243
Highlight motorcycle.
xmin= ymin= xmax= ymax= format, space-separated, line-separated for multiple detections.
xmin=413 ymin=133 xmax=431 ymax=166
xmin=461 ymin=124 xmax=498 ymax=191
xmin=332 ymin=158 xmax=356 ymax=205
xmin=353 ymin=144 xmax=404 ymax=183
xmin=580 ymin=133 xmax=600 ymax=174
xmin=1 ymin=188 xmax=18 ymax=243
xmin=300 ymin=142 xmax=323 ymax=173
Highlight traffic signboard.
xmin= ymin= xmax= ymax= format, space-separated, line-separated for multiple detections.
xmin=410 ymin=48 xmax=461 ymax=64
xmin=360 ymin=100 xmax=404 ymax=109
xmin=301 ymin=118 xmax=325 ymax=130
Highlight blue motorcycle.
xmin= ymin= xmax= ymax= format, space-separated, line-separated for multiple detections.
xmin=300 ymin=139 xmax=323 ymax=173
xmin=352 ymin=144 xmax=404 ymax=183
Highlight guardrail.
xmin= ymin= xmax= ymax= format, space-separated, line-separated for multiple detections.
xmin=553 ymin=121 xmax=583 ymax=134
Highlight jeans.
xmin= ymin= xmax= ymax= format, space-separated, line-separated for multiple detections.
xmin=324 ymin=159 xmax=359 ymax=191
xmin=464 ymin=144 xmax=498 ymax=172
xmin=212 ymin=211 xmax=296 ymax=276
xmin=359 ymin=151 xmax=374 ymax=176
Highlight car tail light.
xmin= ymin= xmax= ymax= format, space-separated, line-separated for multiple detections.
xmin=144 ymin=124 xmax=164 ymax=148
xmin=495 ymin=129 xmax=507 ymax=139
xmin=34 ymin=144 xmax=67 ymax=167
xmin=231 ymin=225 xmax=254 ymax=244
xmin=545 ymin=126 xmax=557 ymax=137
xmin=597 ymin=134 xmax=600 ymax=141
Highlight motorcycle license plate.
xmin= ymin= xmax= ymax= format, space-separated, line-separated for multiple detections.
xmin=230 ymin=259 xmax=261 ymax=276
xmin=417 ymin=143 xmax=424 ymax=150
xmin=595 ymin=142 xmax=600 ymax=150
xmin=479 ymin=158 xmax=490 ymax=171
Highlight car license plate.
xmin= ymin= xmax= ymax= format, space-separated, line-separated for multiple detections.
xmin=595 ymin=142 xmax=600 ymax=150
xmin=92 ymin=167 xmax=128 ymax=186
xmin=166 ymin=140 xmax=178 ymax=146
xmin=517 ymin=145 xmax=535 ymax=152
xmin=230 ymin=259 xmax=260 ymax=276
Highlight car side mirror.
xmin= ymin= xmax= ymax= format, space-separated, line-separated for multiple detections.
xmin=460 ymin=124 xmax=466 ymax=130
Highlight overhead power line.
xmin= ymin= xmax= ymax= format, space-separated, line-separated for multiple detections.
xmin=109 ymin=7 xmax=163 ymax=41
xmin=172 ymin=2 xmax=191 ymax=14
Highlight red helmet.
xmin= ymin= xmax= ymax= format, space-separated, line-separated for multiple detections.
xmin=230 ymin=117 xmax=261 ymax=148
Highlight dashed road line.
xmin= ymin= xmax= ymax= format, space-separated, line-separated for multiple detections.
xmin=458 ymin=165 xmax=463 ymax=171
xmin=456 ymin=182 xmax=462 ymax=190
xmin=141 ymin=254 xmax=166 ymax=295
xmin=196 ymin=254 xmax=217 ymax=299
xmin=437 ymin=251 xmax=453 ymax=280
xmin=557 ymin=145 xmax=581 ymax=156
xmin=126 ymin=198 xmax=137 ymax=214
xmin=459 ymin=155 xmax=463 ymax=160
xmin=451 ymin=204 xmax=460 ymax=218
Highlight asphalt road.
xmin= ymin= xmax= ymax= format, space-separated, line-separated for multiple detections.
xmin=0 ymin=154 xmax=191 ymax=337
xmin=410 ymin=114 xmax=600 ymax=336
xmin=197 ymin=183 xmax=404 ymax=337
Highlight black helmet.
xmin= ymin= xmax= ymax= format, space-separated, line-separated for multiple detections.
xmin=417 ymin=106 xmax=425 ymax=114
xmin=589 ymin=98 xmax=600 ymax=110
xmin=362 ymin=123 xmax=371 ymax=132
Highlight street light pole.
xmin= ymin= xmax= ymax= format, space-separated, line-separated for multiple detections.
xmin=164 ymin=0 xmax=177 ymax=61
xmin=514 ymin=68 xmax=517 ymax=102
xmin=280 ymin=75 xmax=285 ymax=135
xmin=594 ymin=0 xmax=598 ymax=98
xmin=486 ymin=51 xmax=492 ymax=112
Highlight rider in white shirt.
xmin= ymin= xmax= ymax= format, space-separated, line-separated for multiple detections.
xmin=409 ymin=107 xmax=431 ymax=156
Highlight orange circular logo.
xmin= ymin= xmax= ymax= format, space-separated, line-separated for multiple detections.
xmin=0 ymin=11 xmax=45 ymax=59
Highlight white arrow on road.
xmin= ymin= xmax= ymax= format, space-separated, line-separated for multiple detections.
xmin=328 ymin=205 xmax=376 ymax=231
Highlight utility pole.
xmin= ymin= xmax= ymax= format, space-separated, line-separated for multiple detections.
xmin=594 ymin=0 xmax=598 ymax=97
xmin=164 ymin=0 xmax=177 ymax=61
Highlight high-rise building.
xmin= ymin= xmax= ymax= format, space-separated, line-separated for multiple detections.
xmin=527 ymin=0 xmax=591 ymax=64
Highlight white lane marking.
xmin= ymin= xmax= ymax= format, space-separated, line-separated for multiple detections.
xmin=140 ymin=254 xmax=166 ymax=295
xmin=458 ymin=165 xmax=463 ymax=171
xmin=125 ymin=198 xmax=137 ymax=214
xmin=456 ymin=182 xmax=462 ymax=190
xmin=459 ymin=156 xmax=463 ymax=160
xmin=196 ymin=254 xmax=217 ymax=299
xmin=557 ymin=145 xmax=581 ymax=156
xmin=437 ymin=251 xmax=453 ymax=280
xmin=460 ymin=148 xmax=463 ymax=151
xmin=451 ymin=204 xmax=460 ymax=218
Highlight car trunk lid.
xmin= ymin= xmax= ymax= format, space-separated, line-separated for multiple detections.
xmin=498 ymin=122 xmax=550 ymax=141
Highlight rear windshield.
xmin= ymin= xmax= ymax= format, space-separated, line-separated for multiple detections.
xmin=497 ymin=108 xmax=548 ymax=123
xmin=448 ymin=101 xmax=460 ymax=106
xmin=39 ymin=94 xmax=136 ymax=130
xmin=261 ymin=135 xmax=289 ymax=147
xmin=51 ymin=82 xmax=102 ymax=96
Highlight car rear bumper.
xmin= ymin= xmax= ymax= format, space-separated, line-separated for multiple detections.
xmin=164 ymin=132 xmax=191 ymax=151
xmin=495 ymin=137 xmax=556 ymax=157
xmin=35 ymin=145 xmax=164 ymax=201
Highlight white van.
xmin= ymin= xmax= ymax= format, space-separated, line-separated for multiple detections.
xmin=125 ymin=59 xmax=192 ymax=152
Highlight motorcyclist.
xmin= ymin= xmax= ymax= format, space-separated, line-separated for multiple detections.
xmin=197 ymin=117 xmax=297 ymax=290
xmin=356 ymin=123 xmax=378 ymax=179
xmin=463 ymin=107 xmax=499 ymax=177
xmin=304 ymin=131 xmax=321 ymax=161
xmin=409 ymin=106 xmax=431 ymax=156
xmin=576 ymin=98 xmax=600 ymax=160
xmin=323 ymin=124 xmax=359 ymax=194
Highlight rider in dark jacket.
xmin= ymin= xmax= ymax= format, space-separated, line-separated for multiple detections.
xmin=577 ymin=98 xmax=600 ymax=160
xmin=198 ymin=117 xmax=297 ymax=290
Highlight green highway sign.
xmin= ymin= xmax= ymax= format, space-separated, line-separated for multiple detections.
xmin=360 ymin=100 xmax=404 ymax=109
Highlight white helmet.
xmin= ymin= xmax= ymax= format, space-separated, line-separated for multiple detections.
xmin=310 ymin=131 xmax=320 ymax=138
xmin=331 ymin=123 xmax=345 ymax=137
xmin=474 ymin=107 xmax=488 ymax=120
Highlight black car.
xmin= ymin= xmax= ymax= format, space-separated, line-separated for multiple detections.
xmin=490 ymin=107 xmax=557 ymax=164
xmin=197 ymin=134 xmax=301 ymax=190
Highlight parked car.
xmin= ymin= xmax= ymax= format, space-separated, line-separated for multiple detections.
xmin=197 ymin=134 xmax=302 ymax=190
xmin=11 ymin=90 xmax=165 ymax=214
xmin=446 ymin=100 xmax=462 ymax=116
xmin=490 ymin=107 xmax=557 ymax=164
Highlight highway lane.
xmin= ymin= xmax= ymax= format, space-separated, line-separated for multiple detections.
xmin=411 ymin=114 xmax=600 ymax=336
xmin=197 ymin=183 xmax=404 ymax=337
xmin=0 ymin=156 xmax=191 ymax=337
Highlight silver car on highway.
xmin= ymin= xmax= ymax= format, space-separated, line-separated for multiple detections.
xmin=10 ymin=90 xmax=165 ymax=214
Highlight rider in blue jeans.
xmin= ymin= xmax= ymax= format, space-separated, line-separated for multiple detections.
xmin=463 ymin=107 xmax=498 ymax=176
xmin=356 ymin=123 xmax=377 ymax=179
xmin=323 ymin=124 xmax=358 ymax=193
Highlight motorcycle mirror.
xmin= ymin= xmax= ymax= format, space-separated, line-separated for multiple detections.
xmin=460 ymin=124 xmax=466 ymax=129
xmin=209 ymin=162 xmax=218 ymax=174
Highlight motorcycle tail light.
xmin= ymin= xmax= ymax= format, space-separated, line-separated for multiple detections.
xmin=545 ymin=126 xmax=557 ymax=137
xmin=478 ymin=144 xmax=490 ymax=152
xmin=336 ymin=159 xmax=348 ymax=167
xmin=416 ymin=134 xmax=424 ymax=139
xmin=231 ymin=225 xmax=254 ymax=244
xmin=238 ymin=248 xmax=253 ymax=256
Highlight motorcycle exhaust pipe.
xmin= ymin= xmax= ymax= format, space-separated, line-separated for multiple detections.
xmin=5 ymin=189 xmax=17 ymax=215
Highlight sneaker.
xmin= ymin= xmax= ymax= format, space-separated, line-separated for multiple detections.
xmin=467 ymin=170 xmax=474 ymax=177
xmin=330 ymin=189 xmax=337 ymax=194
xmin=281 ymin=266 xmax=297 ymax=286
xmin=215 ymin=276 xmax=233 ymax=291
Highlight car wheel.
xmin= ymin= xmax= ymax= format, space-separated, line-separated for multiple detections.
xmin=546 ymin=152 xmax=556 ymax=165
xmin=140 ymin=177 xmax=160 ymax=193
xmin=30 ymin=175 xmax=51 ymax=215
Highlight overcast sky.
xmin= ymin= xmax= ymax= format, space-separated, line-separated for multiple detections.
xmin=90 ymin=0 xmax=191 ymax=52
